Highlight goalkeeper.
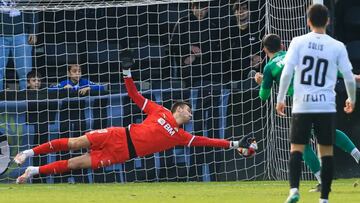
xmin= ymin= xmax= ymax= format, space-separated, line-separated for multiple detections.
xmin=14 ymin=50 xmax=257 ymax=184
xmin=255 ymin=34 xmax=360 ymax=192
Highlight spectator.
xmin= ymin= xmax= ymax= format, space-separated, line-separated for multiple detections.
xmin=170 ymin=0 xmax=222 ymax=87
xmin=50 ymin=64 xmax=108 ymax=131
xmin=170 ymin=1 xmax=226 ymax=181
xmin=26 ymin=70 xmax=49 ymax=183
xmin=49 ymin=64 xmax=105 ymax=183
xmin=223 ymin=0 xmax=264 ymax=82
xmin=0 ymin=2 xmax=37 ymax=90
xmin=27 ymin=70 xmax=42 ymax=90
xmin=49 ymin=64 xmax=105 ymax=93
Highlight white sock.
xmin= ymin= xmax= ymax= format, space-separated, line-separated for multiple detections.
xmin=319 ymin=198 xmax=328 ymax=203
xmin=289 ymin=188 xmax=298 ymax=195
xmin=28 ymin=166 xmax=39 ymax=176
xmin=23 ymin=149 xmax=34 ymax=158
xmin=230 ymin=141 xmax=239 ymax=149
xmin=314 ymin=171 xmax=321 ymax=184
xmin=351 ymin=148 xmax=360 ymax=163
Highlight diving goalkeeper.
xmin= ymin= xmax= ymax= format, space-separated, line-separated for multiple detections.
xmin=14 ymin=50 xmax=256 ymax=184
xmin=255 ymin=34 xmax=360 ymax=192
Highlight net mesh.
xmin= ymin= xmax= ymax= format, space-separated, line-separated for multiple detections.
xmin=0 ymin=0 xmax=313 ymax=183
xmin=266 ymin=0 xmax=316 ymax=181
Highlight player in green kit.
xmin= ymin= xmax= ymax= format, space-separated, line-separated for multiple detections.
xmin=255 ymin=34 xmax=360 ymax=192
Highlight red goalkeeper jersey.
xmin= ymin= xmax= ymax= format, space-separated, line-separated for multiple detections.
xmin=124 ymin=77 xmax=230 ymax=157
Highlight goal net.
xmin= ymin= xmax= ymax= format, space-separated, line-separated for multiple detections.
xmin=0 ymin=0 xmax=310 ymax=183
xmin=266 ymin=0 xmax=316 ymax=181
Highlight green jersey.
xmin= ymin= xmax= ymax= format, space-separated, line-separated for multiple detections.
xmin=258 ymin=51 xmax=344 ymax=101
xmin=259 ymin=51 xmax=293 ymax=101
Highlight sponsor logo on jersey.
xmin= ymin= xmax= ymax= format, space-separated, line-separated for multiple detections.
xmin=303 ymin=94 xmax=326 ymax=102
xmin=157 ymin=118 xmax=176 ymax=136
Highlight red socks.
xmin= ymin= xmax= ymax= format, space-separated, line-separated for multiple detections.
xmin=39 ymin=160 xmax=70 ymax=175
xmin=33 ymin=138 xmax=69 ymax=155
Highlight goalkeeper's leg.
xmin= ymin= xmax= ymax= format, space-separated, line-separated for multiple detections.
xmin=14 ymin=136 xmax=91 ymax=165
xmin=16 ymin=154 xmax=91 ymax=184
xmin=334 ymin=129 xmax=360 ymax=163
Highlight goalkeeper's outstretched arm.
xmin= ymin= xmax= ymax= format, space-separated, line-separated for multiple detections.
xmin=180 ymin=131 xmax=258 ymax=156
xmin=121 ymin=49 xmax=161 ymax=114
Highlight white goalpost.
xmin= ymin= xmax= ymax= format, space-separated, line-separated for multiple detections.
xmin=0 ymin=0 xmax=313 ymax=183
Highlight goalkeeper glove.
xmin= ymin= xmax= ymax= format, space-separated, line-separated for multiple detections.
xmin=239 ymin=133 xmax=256 ymax=148
xmin=120 ymin=49 xmax=135 ymax=78
xmin=231 ymin=134 xmax=258 ymax=158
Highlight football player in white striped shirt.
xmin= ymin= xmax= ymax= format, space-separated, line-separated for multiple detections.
xmin=276 ymin=4 xmax=356 ymax=203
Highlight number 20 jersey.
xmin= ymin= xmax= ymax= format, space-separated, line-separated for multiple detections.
xmin=284 ymin=32 xmax=353 ymax=113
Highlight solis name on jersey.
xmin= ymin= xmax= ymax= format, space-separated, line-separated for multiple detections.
xmin=308 ymin=42 xmax=324 ymax=51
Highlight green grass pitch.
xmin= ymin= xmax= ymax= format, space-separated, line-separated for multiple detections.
xmin=1 ymin=179 xmax=360 ymax=203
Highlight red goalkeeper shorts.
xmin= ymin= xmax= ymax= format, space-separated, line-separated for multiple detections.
xmin=85 ymin=127 xmax=130 ymax=169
